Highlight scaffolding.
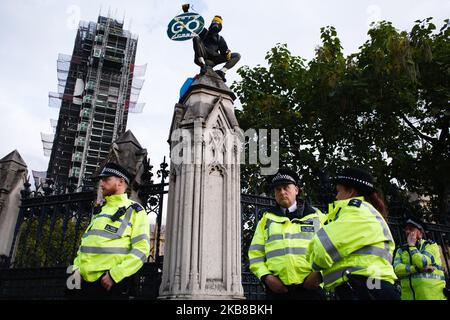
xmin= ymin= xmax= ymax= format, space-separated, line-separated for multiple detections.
xmin=50 ymin=119 xmax=58 ymax=133
xmin=31 ymin=170 xmax=47 ymax=189
xmin=77 ymin=15 xmax=114 ymax=185
xmin=128 ymin=65 xmax=146 ymax=113
xmin=44 ymin=15 xmax=145 ymax=190
xmin=40 ymin=132 xmax=54 ymax=157
xmin=57 ymin=54 xmax=71 ymax=94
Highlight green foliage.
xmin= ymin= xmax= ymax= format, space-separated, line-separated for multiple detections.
xmin=232 ymin=19 xmax=450 ymax=218
xmin=13 ymin=211 xmax=90 ymax=268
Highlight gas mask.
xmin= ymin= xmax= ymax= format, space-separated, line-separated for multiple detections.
xmin=209 ymin=22 xmax=221 ymax=33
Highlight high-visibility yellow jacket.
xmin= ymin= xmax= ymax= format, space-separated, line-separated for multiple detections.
xmin=73 ymin=193 xmax=150 ymax=283
xmin=394 ymin=239 xmax=447 ymax=300
xmin=248 ymin=204 xmax=327 ymax=285
xmin=307 ymin=197 xmax=397 ymax=291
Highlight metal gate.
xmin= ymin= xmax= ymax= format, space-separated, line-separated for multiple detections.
xmin=1 ymin=162 xmax=449 ymax=299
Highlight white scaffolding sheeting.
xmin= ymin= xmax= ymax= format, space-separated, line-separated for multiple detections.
xmin=131 ymin=78 xmax=144 ymax=101
xmin=48 ymin=91 xmax=62 ymax=108
xmin=131 ymin=78 xmax=145 ymax=90
xmin=42 ymin=142 xmax=53 ymax=149
xmin=132 ymin=63 xmax=147 ymax=78
xmin=128 ymin=102 xmax=145 ymax=113
xmin=50 ymin=119 xmax=58 ymax=133
xmin=41 ymin=133 xmax=54 ymax=142
xmin=57 ymin=54 xmax=71 ymax=94
xmin=130 ymin=91 xmax=141 ymax=103
xmin=32 ymin=170 xmax=47 ymax=188
xmin=127 ymin=63 xmax=147 ymax=113
xmin=58 ymin=81 xmax=66 ymax=94
xmin=57 ymin=54 xmax=71 ymax=69
xmin=41 ymin=132 xmax=54 ymax=157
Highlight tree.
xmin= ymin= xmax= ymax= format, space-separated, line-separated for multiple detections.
xmin=232 ymin=19 xmax=450 ymax=221
xmin=13 ymin=210 xmax=90 ymax=268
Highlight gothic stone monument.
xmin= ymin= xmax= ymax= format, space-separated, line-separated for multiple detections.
xmin=0 ymin=150 xmax=28 ymax=265
xmin=159 ymin=70 xmax=244 ymax=299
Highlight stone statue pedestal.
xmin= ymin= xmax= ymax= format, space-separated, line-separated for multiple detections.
xmin=159 ymin=71 xmax=244 ymax=299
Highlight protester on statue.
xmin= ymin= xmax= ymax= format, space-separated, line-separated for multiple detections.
xmin=68 ymin=162 xmax=150 ymax=299
xmin=393 ymin=217 xmax=448 ymax=300
xmin=307 ymin=167 xmax=400 ymax=300
xmin=248 ymin=168 xmax=328 ymax=300
xmin=188 ymin=8 xmax=241 ymax=83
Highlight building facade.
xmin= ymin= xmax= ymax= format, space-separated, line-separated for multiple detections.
xmin=45 ymin=15 xmax=145 ymax=190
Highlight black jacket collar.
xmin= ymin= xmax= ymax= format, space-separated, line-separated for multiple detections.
xmin=270 ymin=199 xmax=316 ymax=220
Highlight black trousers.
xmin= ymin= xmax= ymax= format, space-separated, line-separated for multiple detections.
xmin=66 ymin=274 xmax=130 ymax=300
xmin=334 ymin=275 xmax=400 ymax=300
xmin=266 ymin=284 xmax=326 ymax=300
xmin=193 ymin=36 xmax=241 ymax=69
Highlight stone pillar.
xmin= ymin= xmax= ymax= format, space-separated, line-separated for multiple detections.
xmin=0 ymin=150 xmax=28 ymax=262
xmin=159 ymin=70 xmax=244 ymax=299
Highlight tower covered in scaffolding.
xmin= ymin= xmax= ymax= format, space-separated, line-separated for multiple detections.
xmin=43 ymin=15 xmax=146 ymax=190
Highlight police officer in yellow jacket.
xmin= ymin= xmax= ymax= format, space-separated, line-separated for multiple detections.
xmin=393 ymin=217 xmax=447 ymax=300
xmin=248 ymin=168 xmax=327 ymax=300
xmin=70 ymin=163 xmax=150 ymax=298
xmin=307 ymin=167 xmax=400 ymax=300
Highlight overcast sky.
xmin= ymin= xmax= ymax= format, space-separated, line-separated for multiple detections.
xmin=0 ymin=0 xmax=448 ymax=185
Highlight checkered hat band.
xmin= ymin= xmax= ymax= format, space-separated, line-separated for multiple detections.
xmin=405 ymin=219 xmax=424 ymax=231
xmin=101 ymin=168 xmax=130 ymax=184
xmin=272 ymin=174 xmax=296 ymax=183
xmin=337 ymin=175 xmax=373 ymax=188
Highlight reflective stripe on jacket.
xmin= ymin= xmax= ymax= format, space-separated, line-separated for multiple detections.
xmin=73 ymin=193 xmax=150 ymax=283
xmin=248 ymin=205 xmax=327 ymax=285
xmin=307 ymin=197 xmax=397 ymax=291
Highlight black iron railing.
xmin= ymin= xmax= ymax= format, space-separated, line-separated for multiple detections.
xmin=1 ymin=165 xmax=449 ymax=299
xmin=240 ymin=195 xmax=450 ymax=300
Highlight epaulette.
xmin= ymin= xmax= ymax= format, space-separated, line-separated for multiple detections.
xmin=424 ymin=239 xmax=435 ymax=245
xmin=348 ymin=199 xmax=362 ymax=207
xmin=92 ymin=202 xmax=105 ymax=215
xmin=111 ymin=206 xmax=127 ymax=222
xmin=131 ymin=202 xmax=145 ymax=212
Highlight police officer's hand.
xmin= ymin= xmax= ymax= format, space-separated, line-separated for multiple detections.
xmin=263 ymin=275 xmax=288 ymax=294
xmin=101 ymin=271 xmax=115 ymax=291
xmin=303 ymin=272 xmax=322 ymax=290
